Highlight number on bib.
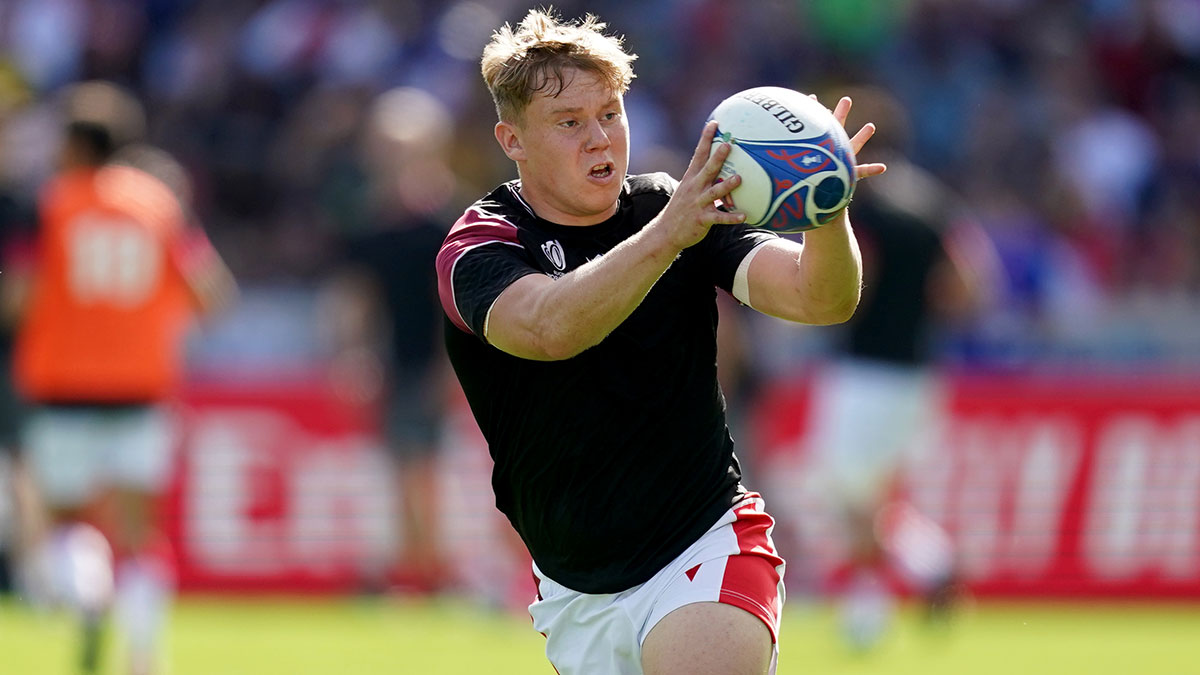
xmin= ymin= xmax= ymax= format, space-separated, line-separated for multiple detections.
xmin=67 ymin=214 xmax=162 ymax=306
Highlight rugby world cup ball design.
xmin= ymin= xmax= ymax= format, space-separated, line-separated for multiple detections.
xmin=708 ymin=86 xmax=857 ymax=233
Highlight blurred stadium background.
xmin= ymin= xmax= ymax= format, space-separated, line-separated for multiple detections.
xmin=2 ymin=0 xmax=1200 ymax=672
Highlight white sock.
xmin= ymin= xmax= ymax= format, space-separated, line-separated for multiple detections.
xmin=839 ymin=569 xmax=894 ymax=650
xmin=45 ymin=524 xmax=114 ymax=615
xmin=116 ymin=554 xmax=174 ymax=670
xmin=17 ymin=540 xmax=56 ymax=610
xmin=878 ymin=503 xmax=955 ymax=591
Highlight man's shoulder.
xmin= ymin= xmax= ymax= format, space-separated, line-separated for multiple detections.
xmin=39 ymin=170 xmax=95 ymax=211
xmin=96 ymin=165 xmax=183 ymax=225
xmin=619 ymin=173 xmax=676 ymax=228
xmin=41 ymin=167 xmax=182 ymax=231
xmin=625 ymin=172 xmax=677 ymax=200
xmin=438 ymin=183 xmax=531 ymax=269
xmin=448 ymin=182 xmax=532 ymax=240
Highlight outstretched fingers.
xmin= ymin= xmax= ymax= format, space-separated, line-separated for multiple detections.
xmin=660 ymin=124 xmax=749 ymax=248
xmin=702 ymin=140 xmax=734 ymax=184
xmin=701 ymin=136 xmax=745 ymax=210
xmin=849 ymin=121 xmax=886 ymax=178
xmin=831 ymin=95 xmax=887 ymax=179
xmin=849 ymin=121 xmax=875 ymax=153
xmin=709 ymin=204 xmax=748 ymax=225
xmin=855 ymin=162 xmax=888 ymax=180
xmin=685 ymin=121 xmax=741 ymax=209
xmin=832 ymin=96 xmax=852 ymax=126
xmin=834 ymin=95 xmax=876 ymax=153
xmin=685 ymin=120 xmax=721 ymax=178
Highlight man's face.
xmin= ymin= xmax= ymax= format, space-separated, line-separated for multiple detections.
xmin=497 ymin=68 xmax=629 ymax=226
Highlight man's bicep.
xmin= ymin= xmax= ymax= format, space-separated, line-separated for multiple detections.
xmin=742 ymin=238 xmax=813 ymax=321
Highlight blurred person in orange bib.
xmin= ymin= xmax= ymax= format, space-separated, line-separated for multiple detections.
xmin=10 ymin=81 xmax=236 ymax=675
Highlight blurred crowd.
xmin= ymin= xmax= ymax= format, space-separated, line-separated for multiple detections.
xmin=2 ymin=0 xmax=1199 ymax=371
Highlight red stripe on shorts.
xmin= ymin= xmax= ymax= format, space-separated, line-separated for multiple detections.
xmin=719 ymin=495 xmax=784 ymax=643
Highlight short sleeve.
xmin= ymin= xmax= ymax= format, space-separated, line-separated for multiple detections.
xmin=436 ymin=207 xmax=540 ymax=339
xmin=697 ymin=224 xmax=780 ymax=294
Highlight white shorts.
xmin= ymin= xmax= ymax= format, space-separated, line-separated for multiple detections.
xmin=24 ymin=405 xmax=177 ymax=507
xmin=807 ymin=360 xmax=943 ymax=511
xmin=529 ymin=491 xmax=785 ymax=675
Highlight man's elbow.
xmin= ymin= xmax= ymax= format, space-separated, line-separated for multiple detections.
xmin=537 ymin=336 xmax=586 ymax=361
xmin=804 ymin=291 xmax=860 ymax=325
xmin=823 ymin=298 xmax=860 ymax=325
xmin=519 ymin=325 xmax=597 ymax=361
xmin=544 ymin=329 xmax=606 ymax=360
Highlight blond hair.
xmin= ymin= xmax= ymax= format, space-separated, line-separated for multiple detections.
xmin=481 ymin=8 xmax=637 ymax=123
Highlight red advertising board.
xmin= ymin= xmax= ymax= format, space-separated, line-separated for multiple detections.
xmin=166 ymin=377 xmax=526 ymax=597
xmin=165 ymin=377 xmax=391 ymax=592
xmin=166 ymin=373 xmax=1200 ymax=598
xmin=754 ymin=373 xmax=1200 ymax=598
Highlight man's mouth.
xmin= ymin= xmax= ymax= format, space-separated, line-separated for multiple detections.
xmin=589 ymin=162 xmax=613 ymax=179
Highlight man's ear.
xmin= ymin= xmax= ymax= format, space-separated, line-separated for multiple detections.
xmin=494 ymin=120 xmax=526 ymax=162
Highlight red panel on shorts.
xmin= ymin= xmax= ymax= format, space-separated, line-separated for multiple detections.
xmin=719 ymin=497 xmax=784 ymax=643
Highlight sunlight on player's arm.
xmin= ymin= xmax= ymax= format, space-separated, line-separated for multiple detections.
xmin=739 ymin=216 xmax=863 ymax=326
xmin=483 ymin=273 xmax=575 ymax=361
xmin=482 ymin=230 xmax=677 ymax=362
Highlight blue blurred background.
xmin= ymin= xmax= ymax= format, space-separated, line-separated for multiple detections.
xmin=4 ymin=0 xmax=1198 ymax=375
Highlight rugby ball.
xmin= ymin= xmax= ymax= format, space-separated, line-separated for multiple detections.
xmin=708 ymin=86 xmax=857 ymax=233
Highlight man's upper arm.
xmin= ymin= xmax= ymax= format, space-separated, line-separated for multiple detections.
xmin=171 ymin=226 xmax=237 ymax=316
xmin=435 ymin=210 xmax=539 ymax=342
xmin=739 ymin=237 xmax=813 ymax=320
xmin=705 ymin=224 xmax=778 ymax=297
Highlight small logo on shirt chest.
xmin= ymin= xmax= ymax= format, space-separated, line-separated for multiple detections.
xmin=541 ymin=239 xmax=567 ymax=272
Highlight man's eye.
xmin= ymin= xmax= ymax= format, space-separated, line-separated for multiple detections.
xmin=561 ymin=120 xmax=577 ymax=128
xmin=603 ymin=112 xmax=618 ymax=121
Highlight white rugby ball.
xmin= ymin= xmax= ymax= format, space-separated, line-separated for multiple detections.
xmin=708 ymin=86 xmax=857 ymax=233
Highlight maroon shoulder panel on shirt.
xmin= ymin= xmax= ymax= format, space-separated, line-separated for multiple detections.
xmin=435 ymin=207 xmax=522 ymax=334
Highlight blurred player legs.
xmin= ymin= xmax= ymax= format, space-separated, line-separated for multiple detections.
xmin=807 ymin=359 xmax=958 ymax=649
xmin=800 ymin=85 xmax=998 ymax=650
xmin=382 ymin=372 xmax=450 ymax=593
xmin=23 ymin=405 xmax=178 ymax=674
xmin=0 ymin=363 xmax=44 ymax=600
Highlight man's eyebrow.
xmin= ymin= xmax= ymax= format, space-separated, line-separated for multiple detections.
xmin=547 ymin=99 xmax=621 ymax=115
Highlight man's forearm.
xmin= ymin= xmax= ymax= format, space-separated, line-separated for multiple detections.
xmin=489 ymin=220 xmax=684 ymax=360
xmin=794 ymin=210 xmax=863 ymax=324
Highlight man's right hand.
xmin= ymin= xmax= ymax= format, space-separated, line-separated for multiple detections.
xmin=652 ymin=121 xmax=747 ymax=251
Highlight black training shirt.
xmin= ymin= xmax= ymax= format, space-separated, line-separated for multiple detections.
xmin=436 ymin=173 xmax=775 ymax=593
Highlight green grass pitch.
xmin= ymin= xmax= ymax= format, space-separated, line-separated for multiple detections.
xmin=2 ymin=595 xmax=1197 ymax=674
